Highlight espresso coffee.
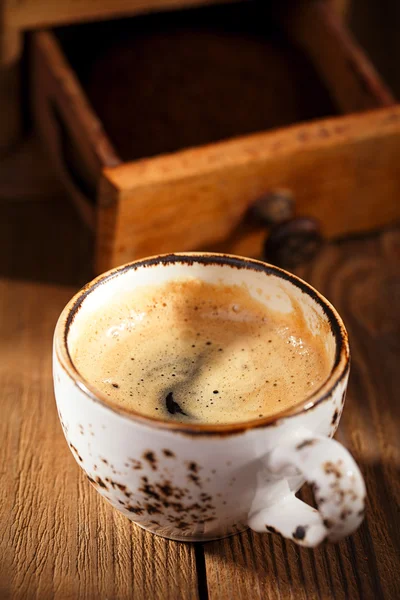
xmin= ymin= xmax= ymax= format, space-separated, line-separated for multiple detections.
xmin=71 ymin=279 xmax=331 ymax=424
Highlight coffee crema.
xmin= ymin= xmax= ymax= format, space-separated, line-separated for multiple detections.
xmin=71 ymin=279 xmax=331 ymax=424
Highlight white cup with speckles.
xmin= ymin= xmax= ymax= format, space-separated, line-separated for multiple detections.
xmin=53 ymin=253 xmax=366 ymax=546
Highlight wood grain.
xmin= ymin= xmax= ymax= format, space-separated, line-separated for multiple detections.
xmin=349 ymin=0 xmax=400 ymax=99
xmin=285 ymin=0 xmax=394 ymax=113
xmin=31 ymin=30 xmax=120 ymax=229
xmin=97 ymin=106 xmax=400 ymax=272
xmin=0 ymin=195 xmax=199 ymax=600
xmin=2 ymin=0 xmax=354 ymax=30
xmin=29 ymin=8 xmax=400 ymax=272
xmin=6 ymin=0 xmax=234 ymax=29
xmin=0 ymin=25 xmax=22 ymax=155
xmin=204 ymin=226 xmax=400 ymax=600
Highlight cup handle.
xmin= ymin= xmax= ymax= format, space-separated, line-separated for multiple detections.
xmin=248 ymin=431 xmax=366 ymax=547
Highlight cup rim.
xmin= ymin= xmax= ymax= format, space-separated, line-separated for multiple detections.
xmin=54 ymin=252 xmax=350 ymax=435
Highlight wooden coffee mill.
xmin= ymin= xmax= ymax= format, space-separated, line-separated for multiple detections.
xmin=1 ymin=0 xmax=399 ymax=272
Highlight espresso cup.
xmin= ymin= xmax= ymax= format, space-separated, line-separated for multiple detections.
xmin=53 ymin=253 xmax=365 ymax=546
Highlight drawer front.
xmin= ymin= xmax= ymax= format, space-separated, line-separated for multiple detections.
xmin=97 ymin=106 xmax=400 ymax=272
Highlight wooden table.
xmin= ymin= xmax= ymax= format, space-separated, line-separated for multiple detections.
xmin=1 ymin=140 xmax=399 ymax=599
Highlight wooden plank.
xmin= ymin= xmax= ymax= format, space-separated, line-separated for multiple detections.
xmin=0 ymin=196 xmax=199 ymax=599
xmin=6 ymin=0 xmax=234 ymax=29
xmin=284 ymin=0 xmax=394 ymax=113
xmin=31 ymin=30 xmax=120 ymax=229
xmin=32 ymin=31 xmax=120 ymax=171
xmin=204 ymin=226 xmax=400 ymax=600
xmin=0 ymin=25 xmax=22 ymax=155
xmin=3 ymin=0 xmax=352 ymax=30
xmin=349 ymin=0 xmax=400 ymax=98
xmin=97 ymin=105 xmax=400 ymax=272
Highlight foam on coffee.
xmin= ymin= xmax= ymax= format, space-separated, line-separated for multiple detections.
xmin=71 ymin=279 xmax=331 ymax=424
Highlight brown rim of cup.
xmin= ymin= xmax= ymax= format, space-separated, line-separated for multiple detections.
xmin=54 ymin=253 xmax=350 ymax=436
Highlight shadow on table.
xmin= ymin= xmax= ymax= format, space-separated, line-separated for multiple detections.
xmin=0 ymin=195 xmax=94 ymax=287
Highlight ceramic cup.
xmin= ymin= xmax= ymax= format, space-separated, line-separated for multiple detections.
xmin=53 ymin=253 xmax=365 ymax=546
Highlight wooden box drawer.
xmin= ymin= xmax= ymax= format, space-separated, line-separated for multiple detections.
xmin=31 ymin=0 xmax=400 ymax=273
